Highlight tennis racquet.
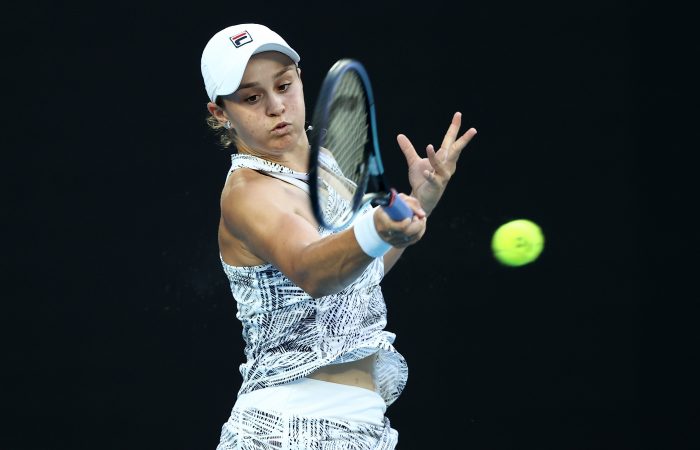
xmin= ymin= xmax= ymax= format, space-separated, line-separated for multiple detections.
xmin=308 ymin=58 xmax=412 ymax=231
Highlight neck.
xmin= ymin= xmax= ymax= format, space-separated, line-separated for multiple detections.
xmin=237 ymin=134 xmax=310 ymax=173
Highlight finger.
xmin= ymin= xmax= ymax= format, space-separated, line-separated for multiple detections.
xmin=396 ymin=134 xmax=419 ymax=165
xmin=381 ymin=219 xmax=414 ymax=246
xmin=425 ymin=144 xmax=448 ymax=178
xmin=397 ymin=193 xmax=426 ymax=218
xmin=401 ymin=217 xmax=427 ymax=243
xmin=375 ymin=209 xmax=409 ymax=241
xmin=439 ymin=112 xmax=463 ymax=151
xmin=454 ymin=127 xmax=478 ymax=151
xmin=442 ymin=126 xmax=478 ymax=164
xmin=404 ymin=216 xmax=427 ymax=235
xmin=385 ymin=214 xmax=424 ymax=235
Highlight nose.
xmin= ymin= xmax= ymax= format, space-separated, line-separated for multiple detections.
xmin=266 ymin=93 xmax=285 ymax=116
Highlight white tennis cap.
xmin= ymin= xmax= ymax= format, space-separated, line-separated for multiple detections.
xmin=201 ymin=23 xmax=301 ymax=103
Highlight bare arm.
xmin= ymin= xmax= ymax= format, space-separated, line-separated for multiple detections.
xmin=383 ymin=247 xmax=406 ymax=275
xmin=222 ymin=171 xmax=426 ymax=297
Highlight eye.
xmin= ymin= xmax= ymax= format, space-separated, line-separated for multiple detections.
xmin=245 ymin=94 xmax=261 ymax=104
xmin=279 ymin=83 xmax=291 ymax=92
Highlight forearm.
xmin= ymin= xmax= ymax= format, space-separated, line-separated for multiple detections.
xmin=383 ymin=247 xmax=406 ymax=275
xmin=292 ymin=231 xmax=375 ymax=298
xmin=382 ymin=191 xmax=432 ymax=275
xmin=261 ymin=201 xmax=423 ymax=297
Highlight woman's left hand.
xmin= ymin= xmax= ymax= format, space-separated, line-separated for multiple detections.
xmin=396 ymin=112 xmax=477 ymax=216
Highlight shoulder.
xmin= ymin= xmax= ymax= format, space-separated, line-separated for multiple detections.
xmin=221 ymin=167 xmax=284 ymax=213
xmin=217 ymin=164 xmax=321 ymax=269
xmin=220 ymin=167 xmax=313 ymax=236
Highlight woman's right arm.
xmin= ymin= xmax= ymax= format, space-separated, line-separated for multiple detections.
xmin=222 ymin=172 xmax=426 ymax=298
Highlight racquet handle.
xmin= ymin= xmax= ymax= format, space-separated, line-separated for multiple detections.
xmin=383 ymin=189 xmax=414 ymax=221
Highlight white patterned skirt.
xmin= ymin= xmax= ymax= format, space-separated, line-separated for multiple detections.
xmin=216 ymin=378 xmax=398 ymax=449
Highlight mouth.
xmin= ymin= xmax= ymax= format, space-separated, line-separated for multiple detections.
xmin=271 ymin=122 xmax=291 ymax=134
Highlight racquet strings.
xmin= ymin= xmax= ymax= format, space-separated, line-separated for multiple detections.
xmin=316 ymin=70 xmax=370 ymax=228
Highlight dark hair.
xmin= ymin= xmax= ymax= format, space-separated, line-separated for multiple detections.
xmin=206 ymin=96 xmax=237 ymax=149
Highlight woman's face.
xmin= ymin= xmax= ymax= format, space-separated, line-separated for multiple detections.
xmin=221 ymin=51 xmax=306 ymax=156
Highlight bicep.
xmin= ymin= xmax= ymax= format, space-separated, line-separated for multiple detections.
xmin=219 ymin=172 xmax=373 ymax=297
xmin=222 ymin=184 xmax=321 ymax=276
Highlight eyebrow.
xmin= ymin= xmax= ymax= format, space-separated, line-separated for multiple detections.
xmin=235 ymin=65 xmax=296 ymax=92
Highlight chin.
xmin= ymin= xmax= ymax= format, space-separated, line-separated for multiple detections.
xmin=273 ymin=132 xmax=302 ymax=149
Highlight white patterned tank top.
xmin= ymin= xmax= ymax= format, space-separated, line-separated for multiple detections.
xmin=220 ymin=153 xmax=408 ymax=406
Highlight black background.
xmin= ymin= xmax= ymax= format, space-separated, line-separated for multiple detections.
xmin=4 ymin=1 xmax=680 ymax=449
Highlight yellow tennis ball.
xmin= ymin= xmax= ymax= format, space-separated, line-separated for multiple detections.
xmin=491 ymin=219 xmax=545 ymax=267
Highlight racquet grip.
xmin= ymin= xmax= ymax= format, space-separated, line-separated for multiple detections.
xmin=383 ymin=189 xmax=413 ymax=221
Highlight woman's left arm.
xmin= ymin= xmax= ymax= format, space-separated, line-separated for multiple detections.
xmin=383 ymin=112 xmax=477 ymax=274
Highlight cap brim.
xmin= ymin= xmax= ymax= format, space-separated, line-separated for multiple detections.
xmin=214 ymin=44 xmax=300 ymax=100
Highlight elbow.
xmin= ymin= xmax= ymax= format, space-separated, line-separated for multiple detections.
xmin=296 ymin=274 xmax=341 ymax=299
xmin=292 ymin=264 xmax=345 ymax=298
xmin=288 ymin=245 xmax=361 ymax=298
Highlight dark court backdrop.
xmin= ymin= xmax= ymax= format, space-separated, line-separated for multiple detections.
xmin=4 ymin=1 xmax=676 ymax=449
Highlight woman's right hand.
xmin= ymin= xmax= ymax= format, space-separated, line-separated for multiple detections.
xmin=374 ymin=193 xmax=427 ymax=248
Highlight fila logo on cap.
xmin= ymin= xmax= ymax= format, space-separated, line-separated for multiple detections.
xmin=230 ymin=31 xmax=253 ymax=48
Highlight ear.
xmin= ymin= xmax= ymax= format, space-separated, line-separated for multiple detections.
xmin=207 ymin=101 xmax=229 ymax=126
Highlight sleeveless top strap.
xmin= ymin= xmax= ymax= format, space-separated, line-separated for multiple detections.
xmin=227 ymin=154 xmax=310 ymax=193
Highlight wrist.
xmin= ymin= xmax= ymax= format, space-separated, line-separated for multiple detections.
xmin=410 ymin=191 xmax=434 ymax=217
xmin=353 ymin=207 xmax=392 ymax=258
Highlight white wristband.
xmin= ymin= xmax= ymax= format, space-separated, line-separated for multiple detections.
xmin=353 ymin=207 xmax=391 ymax=258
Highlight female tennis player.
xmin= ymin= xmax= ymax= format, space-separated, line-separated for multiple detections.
xmin=201 ymin=23 xmax=477 ymax=449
